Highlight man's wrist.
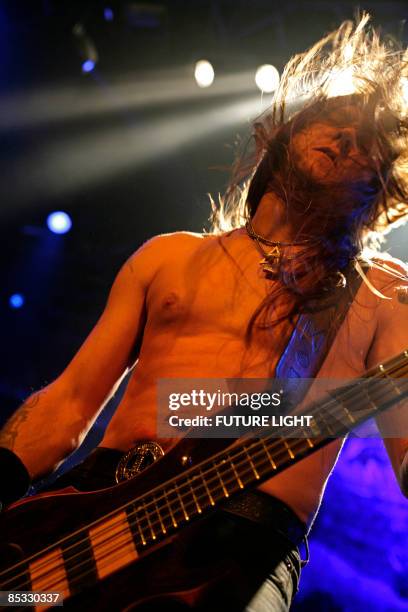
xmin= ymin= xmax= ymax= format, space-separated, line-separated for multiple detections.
xmin=0 ymin=447 xmax=31 ymax=508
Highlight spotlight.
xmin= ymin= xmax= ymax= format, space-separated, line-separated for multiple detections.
xmin=9 ymin=293 xmax=25 ymax=309
xmin=47 ymin=211 xmax=72 ymax=235
xmin=82 ymin=59 xmax=96 ymax=73
xmin=194 ymin=60 xmax=215 ymax=88
xmin=104 ymin=7 xmax=114 ymax=21
xmin=255 ymin=64 xmax=280 ymax=93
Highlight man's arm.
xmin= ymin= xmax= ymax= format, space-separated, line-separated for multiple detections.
xmin=0 ymin=236 xmax=164 ymax=480
xmin=366 ymin=261 xmax=408 ymax=497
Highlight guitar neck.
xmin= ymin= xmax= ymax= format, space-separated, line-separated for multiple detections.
xmin=126 ymin=348 xmax=408 ymax=549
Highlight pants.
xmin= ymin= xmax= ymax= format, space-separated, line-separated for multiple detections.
xmin=49 ymin=448 xmax=306 ymax=611
xmin=246 ymin=549 xmax=301 ymax=611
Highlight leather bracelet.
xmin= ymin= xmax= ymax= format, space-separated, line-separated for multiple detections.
xmin=0 ymin=447 xmax=31 ymax=508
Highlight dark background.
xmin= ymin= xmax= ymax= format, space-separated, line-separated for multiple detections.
xmin=0 ymin=1 xmax=407 ymax=610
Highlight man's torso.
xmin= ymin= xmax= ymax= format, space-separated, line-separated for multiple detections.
xmin=99 ymin=230 xmax=379 ymax=524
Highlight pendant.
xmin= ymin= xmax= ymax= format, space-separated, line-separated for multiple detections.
xmin=260 ymin=245 xmax=281 ymax=278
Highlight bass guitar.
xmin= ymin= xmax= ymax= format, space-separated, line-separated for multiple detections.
xmin=0 ymin=349 xmax=407 ymax=610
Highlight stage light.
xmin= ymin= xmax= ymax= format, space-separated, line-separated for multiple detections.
xmin=82 ymin=59 xmax=96 ymax=73
xmin=9 ymin=293 xmax=25 ymax=309
xmin=46 ymin=211 xmax=72 ymax=234
xmin=194 ymin=60 xmax=215 ymax=88
xmin=104 ymin=7 xmax=114 ymax=21
xmin=255 ymin=64 xmax=280 ymax=93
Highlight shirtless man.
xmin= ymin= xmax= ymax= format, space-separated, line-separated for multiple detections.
xmin=1 ymin=17 xmax=408 ymax=611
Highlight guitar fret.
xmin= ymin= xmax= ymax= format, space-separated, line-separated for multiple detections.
xmin=152 ymin=495 xmax=167 ymax=534
xmin=187 ymin=476 xmax=202 ymax=513
xmin=230 ymin=458 xmax=244 ymax=488
xmin=383 ymin=375 xmax=406 ymax=398
xmin=133 ymin=507 xmax=147 ymax=546
xmin=303 ymin=431 xmax=314 ymax=448
xmin=174 ymin=484 xmax=190 ymax=521
xmin=199 ymin=468 xmax=215 ymax=505
xmin=390 ymin=380 xmax=402 ymax=395
xmin=341 ymin=403 xmax=355 ymax=423
xmin=283 ymin=440 xmax=295 ymax=459
xmin=261 ymin=439 xmax=277 ymax=469
xmin=360 ymin=382 xmax=379 ymax=410
xmin=143 ymin=500 xmax=157 ymax=540
xmin=164 ymin=490 xmax=178 ymax=528
xmin=214 ymin=462 xmax=229 ymax=497
xmin=244 ymin=445 xmax=260 ymax=479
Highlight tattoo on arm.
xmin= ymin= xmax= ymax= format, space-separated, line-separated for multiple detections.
xmin=0 ymin=392 xmax=42 ymax=450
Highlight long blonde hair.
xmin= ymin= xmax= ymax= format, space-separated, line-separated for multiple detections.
xmin=209 ymin=14 xmax=408 ymax=336
xmin=210 ymin=14 xmax=408 ymax=238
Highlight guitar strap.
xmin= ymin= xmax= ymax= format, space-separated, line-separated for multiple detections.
xmin=222 ymin=262 xmax=366 ymax=530
xmin=274 ymin=262 xmax=366 ymax=404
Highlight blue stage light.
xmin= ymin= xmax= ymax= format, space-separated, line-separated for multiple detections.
xmin=9 ymin=293 xmax=25 ymax=309
xmin=82 ymin=59 xmax=96 ymax=73
xmin=46 ymin=211 xmax=72 ymax=235
xmin=104 ymin=7 xmax=114 ymax=21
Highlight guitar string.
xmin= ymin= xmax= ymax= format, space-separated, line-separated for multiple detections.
xmin=3 ymin=363 xmax=407 ymax=592
xmin=11 ymin=370 xmax=408 ymax=597
xmin=2 ymin=360 xmax=407 ymax=591
xmin=3 ymin=347 xmax=406 ymax=583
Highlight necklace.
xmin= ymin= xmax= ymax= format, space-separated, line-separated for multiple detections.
xmin=245 ymin=219 xmax=314 ymax=279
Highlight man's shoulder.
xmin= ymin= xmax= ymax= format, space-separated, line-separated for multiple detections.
xmin=140 ymin=230 xmax=210 ymax=250
xmin=126 ymin=231 xmax=215 ymax=273
xmin=150 ymin=230 xmax=210 ymax=244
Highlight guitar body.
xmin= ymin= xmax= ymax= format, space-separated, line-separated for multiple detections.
xmin=0 ymin=437 xmax=266 ymax=611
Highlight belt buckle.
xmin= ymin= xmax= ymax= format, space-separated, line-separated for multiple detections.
xmin=115 ymin=441 xmax=164 ymax=483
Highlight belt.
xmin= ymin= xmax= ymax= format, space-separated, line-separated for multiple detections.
xmin=223 ymin=490 xmax=307 ymax=547
xmin=51 ymin=447 xmax=308 ymax=547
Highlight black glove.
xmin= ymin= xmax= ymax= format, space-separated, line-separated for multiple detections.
xmin=0 ymin=447 xmax=31 ymax=508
